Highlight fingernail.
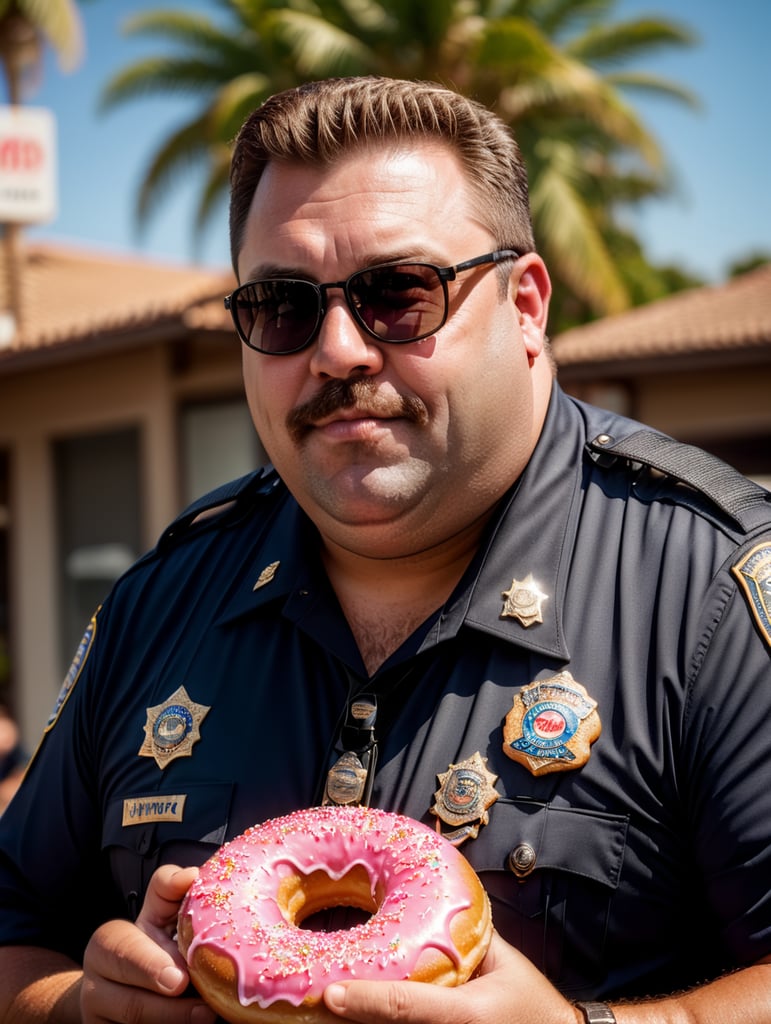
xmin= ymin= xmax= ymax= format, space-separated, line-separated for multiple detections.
xmin=325 ymin=983 xmax=347 ymax=1011
xmin=158 ymin=964 xmax=186 ymax=992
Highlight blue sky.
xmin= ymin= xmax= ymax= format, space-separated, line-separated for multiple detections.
xmin=24 ymin=0 xmax=771 ymax=281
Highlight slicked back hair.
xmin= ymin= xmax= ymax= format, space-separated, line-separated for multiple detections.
xmin=229 ymin=76 xmax=536 ymax=275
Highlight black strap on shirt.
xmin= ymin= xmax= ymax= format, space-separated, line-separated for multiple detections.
xmin=587 ymin=430 xmax=770 ymax=532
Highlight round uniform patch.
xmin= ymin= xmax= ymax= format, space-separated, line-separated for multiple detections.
xmin=520 ymin=700 xmax=580 ymax=755
xmin=152 ymin=703 xmax=194 ymax=752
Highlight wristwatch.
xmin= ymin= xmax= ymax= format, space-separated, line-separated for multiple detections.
xmin=575 ymin=1002 xmax=617 ymax=1023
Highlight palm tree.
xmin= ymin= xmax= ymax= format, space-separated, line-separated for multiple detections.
xmin=0 ymin=0 xmax=83 ymax=330
xmin=101 ymin=0 xmax=697 ymax=327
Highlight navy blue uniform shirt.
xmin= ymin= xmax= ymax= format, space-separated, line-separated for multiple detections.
xmin=1 ymin=384 xmax=770 ymax=1001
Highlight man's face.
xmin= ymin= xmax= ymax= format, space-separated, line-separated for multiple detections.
xmin=236 ymin=142 xmax=548 ymax=558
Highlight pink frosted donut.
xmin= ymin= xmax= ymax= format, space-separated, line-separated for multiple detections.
xmin=177 ymin=805 xmax=492 ymax=1024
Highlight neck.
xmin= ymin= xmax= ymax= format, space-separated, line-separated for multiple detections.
xmin=321 ymin=508 xmax=494 ymax=675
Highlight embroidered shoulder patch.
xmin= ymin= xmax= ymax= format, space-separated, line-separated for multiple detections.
xmin=45 ymin=610 xmax=99 ymax=732
xmin=732 ymin=542 xmax=771 ymax=647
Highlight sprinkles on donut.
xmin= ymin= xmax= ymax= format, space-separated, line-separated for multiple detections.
xmin=177 ymin=805 xmax=493 ymax=1024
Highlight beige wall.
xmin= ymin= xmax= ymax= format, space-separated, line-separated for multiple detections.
xmin=0 ymin=334 xmax=243 ymax=747
xmin=633 ymin=365 xmax=771 ymax=445
xmin=562 ymin=362 xmax=771 ymax=444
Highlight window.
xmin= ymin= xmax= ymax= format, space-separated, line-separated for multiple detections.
xmin=180 ymin=399 xmax=266 ymax=505
xmin=54 ymin=429 xmax=141 ymax=671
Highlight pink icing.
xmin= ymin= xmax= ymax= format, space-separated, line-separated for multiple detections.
xmin=180 ymin=805 xmax=476 ymax=1009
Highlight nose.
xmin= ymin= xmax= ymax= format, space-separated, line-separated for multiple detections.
xmin=308 ymin=291 xmax=385 ymax=380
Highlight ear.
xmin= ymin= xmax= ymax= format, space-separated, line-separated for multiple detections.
xmin=510 ymin=254 xmax=551 ymax=360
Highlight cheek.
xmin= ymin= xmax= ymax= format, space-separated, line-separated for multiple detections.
xmin=241 ymin=353 xmax=302 ymax=439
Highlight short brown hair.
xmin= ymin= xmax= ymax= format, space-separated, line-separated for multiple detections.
xmin=229 ymin=76 xmax=535 ymax=275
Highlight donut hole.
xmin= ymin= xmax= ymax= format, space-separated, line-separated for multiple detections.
xmin=278 ymin=863 xmax=381 ymax=932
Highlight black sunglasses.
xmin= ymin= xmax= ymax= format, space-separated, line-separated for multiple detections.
xmin=224 ymin=249 xmax=519 ymax=355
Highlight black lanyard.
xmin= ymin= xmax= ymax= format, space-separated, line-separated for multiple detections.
xmin=321 ymin=693 xmax=378 ymax=807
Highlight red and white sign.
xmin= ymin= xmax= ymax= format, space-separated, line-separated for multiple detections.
xmin=0 ymin=105 xmax=57 ymax=223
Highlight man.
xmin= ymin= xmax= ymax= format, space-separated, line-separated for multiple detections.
xmin=0 ymin=76 xmax=769 ymax=1024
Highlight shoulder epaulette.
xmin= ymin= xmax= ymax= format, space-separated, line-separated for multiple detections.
xmin=157 ymin=465 xmax=284 ymax=551
xmin=587 ymin=429 xmax=771 ymax=533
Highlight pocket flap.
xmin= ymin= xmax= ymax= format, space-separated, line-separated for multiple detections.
xmin=465 ymin=798 xmax=628 ymax=888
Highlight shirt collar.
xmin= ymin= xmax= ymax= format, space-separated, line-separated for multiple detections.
xmin=432 ymin=383 xmax=582 ymax=660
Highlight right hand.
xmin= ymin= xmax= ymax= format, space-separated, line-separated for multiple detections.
xmin=80 ymin=864 xmax=216 ymax=1023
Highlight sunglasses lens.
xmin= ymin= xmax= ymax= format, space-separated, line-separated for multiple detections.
xmin=233 ymin=280 xmax=320 ymax=354
xmin=350 ymin=264 xmax=446 ymax=342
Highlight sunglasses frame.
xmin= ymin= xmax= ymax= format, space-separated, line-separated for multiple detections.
xmin=225 ymin=248 xmax=520 ymax=355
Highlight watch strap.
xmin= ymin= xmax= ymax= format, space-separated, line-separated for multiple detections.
xmin=575 ymin=1002 xmax=617 ymax=1024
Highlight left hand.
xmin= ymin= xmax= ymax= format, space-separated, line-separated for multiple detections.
xmin=322 ymin=930 xmax=581 ymax=1023
xmin=80 ymin=864 xmax=215 ymax=1023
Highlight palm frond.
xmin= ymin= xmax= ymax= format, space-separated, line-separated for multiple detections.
xmin=192 ymin=144 xmax=232 ymax=251
xmin=494 ymin=47 xmax=663 ymax=168
xmin=208 ymin=71 xmax=277 ymax=141
xmin=535 ymin=0 xmax=615 ymax=40
xmin=566 ymin=17 xmax=697 ymax=67
xmin=606 ymin=71 xmax=700 ymax=109
xmin=100 ymin=57 xmax=241 ymax=111
xmin=531 ymin=141 xmax=629 ymax=315
xmin=267 ymin=9 xmax=376 ymax=77
xmin=134 ymin=112 xmax=216 ymax=228
xmin=14 ymin=0 xmax=83 ymax=69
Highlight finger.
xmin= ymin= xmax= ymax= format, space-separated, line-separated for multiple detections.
xmin=137 ymin=865 xmax=199 ymax=934
xmin=324 ymin=977 xmax=472 ymax=1024
xmin=85 ymin=919 xmax=189 ymax=997
xmin=136 ymin=865 xmax=200 ymax=969
xmin=82 ymin=920 xmax=216 ymax=1024
xmin=81 ymin=974 xmax=215 ymax=1024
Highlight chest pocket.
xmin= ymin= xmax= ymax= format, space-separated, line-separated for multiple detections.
xmin=463 ymin=799 xmax=628 ymax=993
xmin=102 ymin=782 xmax=234 ymax=919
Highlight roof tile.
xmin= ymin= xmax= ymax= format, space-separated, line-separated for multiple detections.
xmin=552 ymin=264 xmax=771 ymax=367
xmin=0 ymin=240 xmax=234 ymax=360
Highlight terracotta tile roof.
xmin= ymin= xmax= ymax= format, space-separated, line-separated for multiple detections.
xmin=552 ymin=264 xmax=771 ymax=370
xmin=0 ymin=240 xmax=235 ymax=370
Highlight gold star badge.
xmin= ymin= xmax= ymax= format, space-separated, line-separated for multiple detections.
xmin=139 ymin=686 xmax=210 ymax=770
xmin=431 ymin=751 xmax=499 ymax=846
xmin=501 ymin=573 xmax=548 ymax=627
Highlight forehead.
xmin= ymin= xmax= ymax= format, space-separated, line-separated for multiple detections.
xmin=236 ymin=142 xmax=489 ymax=278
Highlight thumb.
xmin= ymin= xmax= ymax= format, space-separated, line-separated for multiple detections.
xmin=137 ymin=864 xmax=199 ymax=936
xmin=324 ymin=978 xmax=458 ymax=1023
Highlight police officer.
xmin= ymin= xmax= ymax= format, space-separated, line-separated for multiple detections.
xmin=1 ymin=77 xmax=770 ymax=1024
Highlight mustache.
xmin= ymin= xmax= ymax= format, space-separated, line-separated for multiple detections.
xmin=286 ymin=377 xmax=428 ymax=443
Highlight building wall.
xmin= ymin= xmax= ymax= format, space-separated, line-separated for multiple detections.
xmin=0 ymin=334 xmax=246 ymax=747
xmin=560 ymin=361 xmax=771 ymax=486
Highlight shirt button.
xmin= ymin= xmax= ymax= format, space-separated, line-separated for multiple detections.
xmin=508 ymin=842 xmax=537 ymax=877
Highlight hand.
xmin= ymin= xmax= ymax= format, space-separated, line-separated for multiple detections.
xmin=322 ymin=930 xmax=581 ymax=1023
xmin=80 ymin=864 xmax=216 ymax=1023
